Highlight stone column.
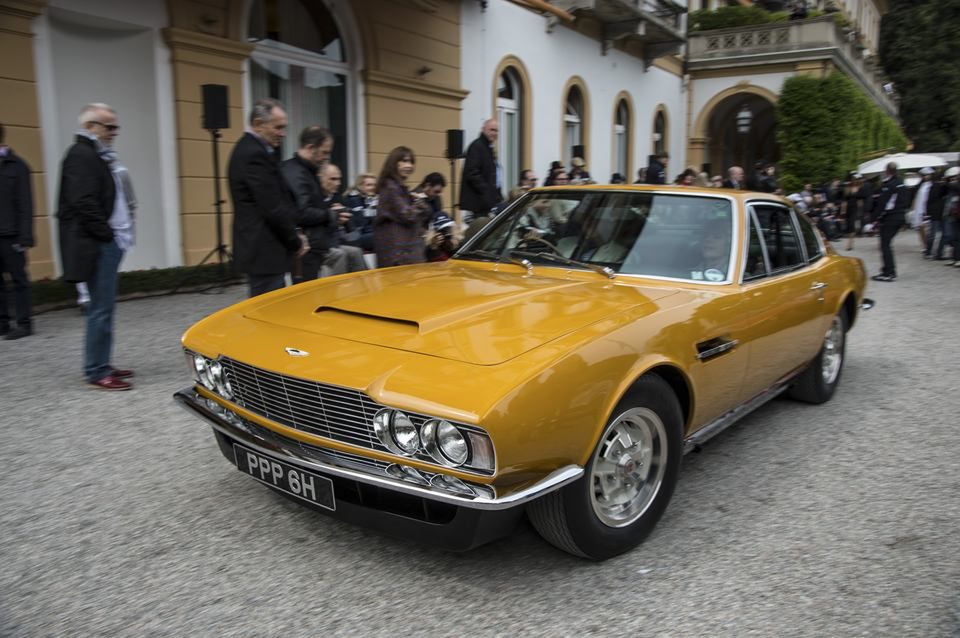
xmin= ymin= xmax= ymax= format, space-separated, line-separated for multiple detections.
xmin=162 ymin=27 xmax=252 ymax=266
xmin=0 ymin=0 xmax=51 ymax=278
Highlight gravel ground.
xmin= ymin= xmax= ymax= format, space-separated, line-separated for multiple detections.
xmin=1 ymin=237 xmax=958 ymax=637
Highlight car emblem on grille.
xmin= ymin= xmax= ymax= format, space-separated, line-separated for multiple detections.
xmin=285 ymin=347 xmax=310 ymax=357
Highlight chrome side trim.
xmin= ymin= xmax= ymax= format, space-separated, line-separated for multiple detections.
xmin=174 ymin=387 xmax=582 ymax=510
xmin=683 ymin=381 xmax=790 ymax=454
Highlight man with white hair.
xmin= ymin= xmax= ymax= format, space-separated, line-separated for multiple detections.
xmin=57 ymin=102 xmax=136 ymax=390
xmin=458 ymin=118 xmax=503 ymax=226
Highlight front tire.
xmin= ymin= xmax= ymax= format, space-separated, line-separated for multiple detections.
xmin=527 ymin=375 xmax=683 ymax=560
xmin=788 ymin=310 xmax=848 ymax=404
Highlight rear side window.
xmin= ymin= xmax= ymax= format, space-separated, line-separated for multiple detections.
xmin=796 ymin=212 xmax=824 ymax=263
xmin=744 ymin=211 xmax=768 ymax=280
xmin=752 ymin=205 xmax=804 ymax=272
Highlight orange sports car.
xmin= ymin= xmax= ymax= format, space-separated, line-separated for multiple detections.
xmin=176 ymin=185 xmax=871 ymax=559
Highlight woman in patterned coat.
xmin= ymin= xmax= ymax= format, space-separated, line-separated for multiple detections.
xmin=373 ymin=146 xmax=432 ymax=267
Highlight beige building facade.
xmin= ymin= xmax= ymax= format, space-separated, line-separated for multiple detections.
xmin=0 ymin=0 xmax=467 ymax=279
xmin=0 ymin=0 xmax=893 ymax=281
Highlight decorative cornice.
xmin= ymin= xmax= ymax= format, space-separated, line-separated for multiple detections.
xmin=162 ymin=27 xmax=253 ymax=61
xmin=0 ymin=0 xmax=46 ymax=19
xmin=364 ymin=69 xmax=468 ymax=102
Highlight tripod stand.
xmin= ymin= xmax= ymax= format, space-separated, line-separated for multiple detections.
xmin=171 ymin=128 xmax=234 ymax=294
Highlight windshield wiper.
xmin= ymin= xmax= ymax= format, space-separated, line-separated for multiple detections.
xmin=510 ymin=249 xmax=616 ymax=279
xmin=457 ymin=249 xmax=534 ymax=274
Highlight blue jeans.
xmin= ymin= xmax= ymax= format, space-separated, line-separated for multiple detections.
xmin=926 ymin=220 xmax=943 ymax=257
xmin=84 ymin=240 xmax=124 ymax=382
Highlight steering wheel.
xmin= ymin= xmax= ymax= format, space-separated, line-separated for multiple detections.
xmin=515 ymin=236 xmax=561 ymax=255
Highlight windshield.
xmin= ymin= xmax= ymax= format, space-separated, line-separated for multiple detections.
xmin=457 ymin=190 xmax=735 ymax=282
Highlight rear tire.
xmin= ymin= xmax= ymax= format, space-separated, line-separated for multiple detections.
xmin=788 ymin=311 xmax=848 ymax=404
xmin=527 ymin=375 xmax=683 ymax=560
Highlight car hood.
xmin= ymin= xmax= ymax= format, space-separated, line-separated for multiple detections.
xmin=243 ymin=262 xmax=677 ymax=365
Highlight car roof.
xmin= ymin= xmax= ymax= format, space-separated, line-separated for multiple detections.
xmin=531 ymin=184 xmax=790 ymax=205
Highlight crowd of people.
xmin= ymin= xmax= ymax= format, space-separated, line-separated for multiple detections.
xmin=2 ymin=101 xmax=958 ymax=390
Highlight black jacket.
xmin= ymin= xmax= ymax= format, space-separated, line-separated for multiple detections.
xmin=228 ymin=133 xmax=301 ymax=275
xmin=872 ymin=174 xmax=908 ymax=223
xmin=0 ymin=148 xmax=34 ymax=246
xmin=459 ymin=134 xmax=502 ymax=213
xmin=280 ymin=154 xmax=340 ymax=254
xmin=645 ymin=159 xmax=667 ymax=185
xmin=56 ymin=136 xmax=115 ymax=283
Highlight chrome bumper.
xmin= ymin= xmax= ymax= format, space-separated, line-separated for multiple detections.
xmin=173 ymin=387 xmax=583 ymax=511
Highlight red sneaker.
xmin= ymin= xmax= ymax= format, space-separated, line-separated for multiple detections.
xmin=110 ymin=367 xmax=134 ymax=379
xmin=88 ymin=375 xmax=132 ymax=391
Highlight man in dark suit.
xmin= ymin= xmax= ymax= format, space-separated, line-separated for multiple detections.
xmin=0 ymin=122 xmax=34 ymax=340
xmin=228 ymin=98 xmax=308 ymax=297
xmin=57 ymin=102 xmax=136 ymax=391
xmin=280 ymin=125 xmax=348 ymax=282
xmin=645 ymin=152 xmax=668 ymax=185
xmin=722 ymin=166 xmax=745 ymax=190
xmin=458 ymin=119 xmax=503 ymax=226
xmin=871 ymin=161 xmax=908 ymax=282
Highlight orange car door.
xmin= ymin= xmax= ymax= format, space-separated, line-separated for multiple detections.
xmin=733 ymin=204 xmax=828 ymax=402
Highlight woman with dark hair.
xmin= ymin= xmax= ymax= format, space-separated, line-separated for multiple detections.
xmin=374 ymin=146 xmax=432 ymax=267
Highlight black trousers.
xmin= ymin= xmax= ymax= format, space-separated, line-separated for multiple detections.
xmin=879 ymin=221 xmax=900 ymax=277
xmin=0 ymin=236 xmax=31 ymax=327
xmin=247 ymin=273 xmax=285 ymax=298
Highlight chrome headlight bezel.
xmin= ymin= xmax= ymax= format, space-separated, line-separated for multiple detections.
xmin=188 ymin=351 xmax=232 ymax=400
xmin=373 ymin=408 xmax=420 ymax=456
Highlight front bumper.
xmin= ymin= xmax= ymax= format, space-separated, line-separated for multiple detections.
xmin=174 ymin=387 xmax=583 ymax=511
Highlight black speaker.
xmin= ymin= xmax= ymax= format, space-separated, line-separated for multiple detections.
xmin=201 ymin=84 xmax=229 ymax=131
xmin=445 ymin=129 xmax=464 ymax=159
xmin=572 ymin=144 xmax=585 ymax=160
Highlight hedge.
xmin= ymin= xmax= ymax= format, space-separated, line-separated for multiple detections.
xmin=31 ymin=263 xmax=241 ymax=311
xmin=776 ymin=72 xmax=907 ymax=193
xmin=688 ymin=6 xmax=843 ymax=32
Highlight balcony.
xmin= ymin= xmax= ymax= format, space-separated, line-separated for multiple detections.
xmin=550 ymin=0 xmax=687 ymax=65
xmin=687 ymin=15 xmax=896 ymax=116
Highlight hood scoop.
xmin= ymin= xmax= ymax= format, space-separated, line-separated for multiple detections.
xmin=315 ymin=306 xmax=420 ymax=332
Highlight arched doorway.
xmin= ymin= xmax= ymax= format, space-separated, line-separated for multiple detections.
xmin=245 ymin=0 xmax=358 ymax=179
xmin=704 ymin=91 xmax=778 ymax=177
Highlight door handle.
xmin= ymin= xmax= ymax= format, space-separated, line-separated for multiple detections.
xmin=696 ymin=338 xmax=739 ymax=361
xmin=810 ymin=282 xmax=827 ymax=290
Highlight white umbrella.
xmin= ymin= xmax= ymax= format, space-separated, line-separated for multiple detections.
xmin=858 ymin=152 xmax=947 ymax=176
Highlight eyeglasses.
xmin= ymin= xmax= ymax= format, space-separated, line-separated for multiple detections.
xmin=92 ymin=122 xmax=120 ymax=132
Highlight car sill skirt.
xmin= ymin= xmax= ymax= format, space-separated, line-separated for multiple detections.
xmin=174 ymin=387 xmax=583 ymax=511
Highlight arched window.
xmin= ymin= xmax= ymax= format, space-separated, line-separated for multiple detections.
xmin=653 ymin=109 xmax=667 ymax=157
xmin=564 ymin=86 xmax=584 ymax=168
xmin=614 ymin=99 xmax=630 ymax=178
xmin=248 ymin=0 xmax=352 ymax=172
xmin=497 ymin=68 xmax=522 ymax=195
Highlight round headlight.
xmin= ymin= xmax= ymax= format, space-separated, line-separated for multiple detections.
xmin=373 ymin=409 xmax=420 ymax=456
xmin=390 ymin=411 xmax=420 ymax=455
xmin=423 ymin=419 xmax=468 ymax=467
xmin=437 ymin=421 xmax=468 ymax=466
xmin=193 ymin=354 xmax=214 ymax=390
xmin=208 ymin=360 xmax=233 ymax=400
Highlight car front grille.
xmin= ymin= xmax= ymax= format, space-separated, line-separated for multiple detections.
xmin=221 ymin=357 xmax=387 ymax=452
xmin=218 ymin=356 xmax=493 ymax=476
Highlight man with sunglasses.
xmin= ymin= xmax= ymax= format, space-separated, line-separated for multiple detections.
xmin=57 ymin=102 xmax=136 ymax=390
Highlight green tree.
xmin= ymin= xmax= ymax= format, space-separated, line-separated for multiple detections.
xmin=879 ymin=1 xmax=960 ymax=151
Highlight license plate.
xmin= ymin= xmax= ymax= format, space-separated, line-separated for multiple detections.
xmin=234 ymin=444 xmax=336 ymax=511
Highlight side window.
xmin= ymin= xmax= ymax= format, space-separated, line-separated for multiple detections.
xmin=796 ymin=212 xmax=824 ymax=263
xmin=752 ymin=205 xmax=804 ymax=272
xmin=744 ymin=210 xmax=768 ymax=280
